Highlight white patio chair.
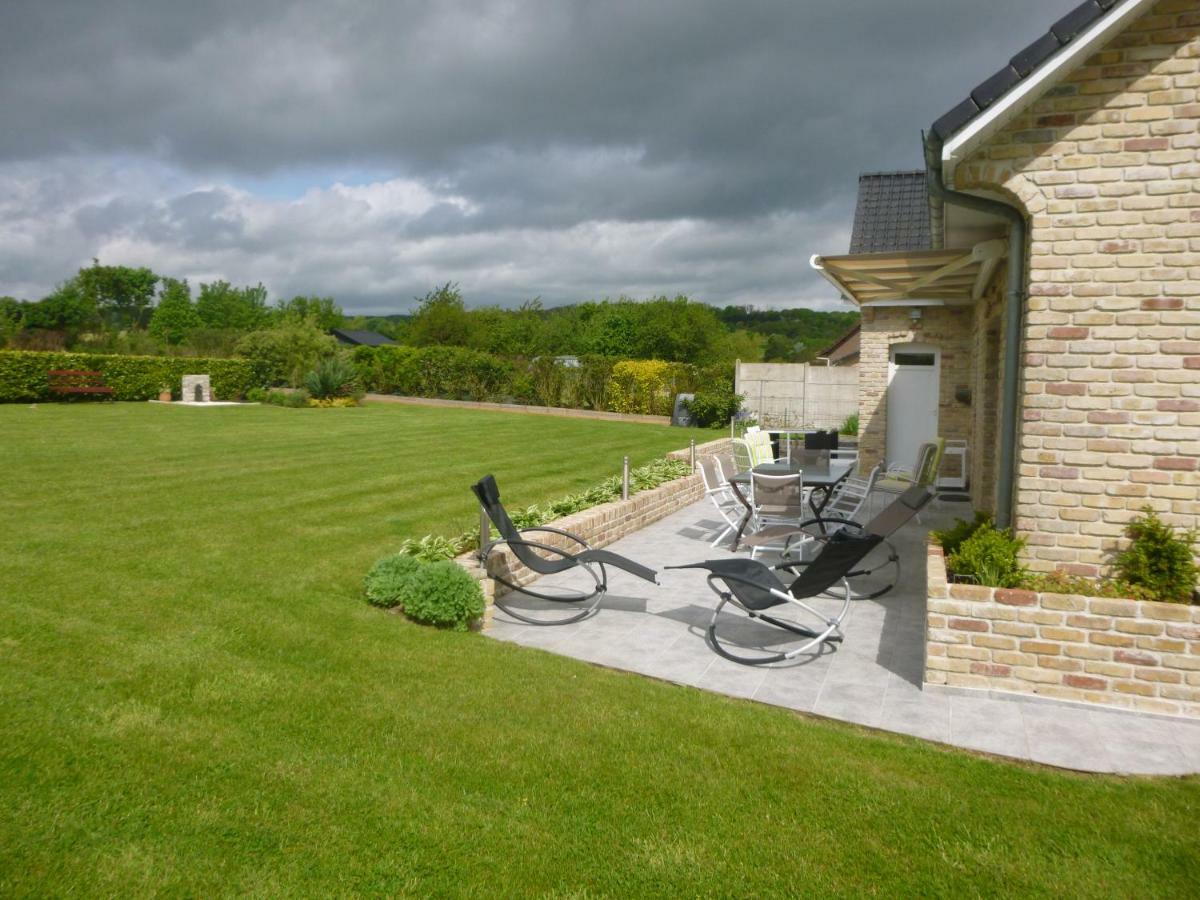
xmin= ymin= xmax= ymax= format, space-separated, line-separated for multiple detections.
xmin=698 ymin=456 xmax=743 ymax=547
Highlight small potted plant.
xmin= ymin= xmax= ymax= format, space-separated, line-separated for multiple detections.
xmin=157 ymin=382 xmax=173 ymax=402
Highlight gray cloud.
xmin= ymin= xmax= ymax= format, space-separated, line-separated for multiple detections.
xmin=0 ymin=1 xmax=1069 ymax=311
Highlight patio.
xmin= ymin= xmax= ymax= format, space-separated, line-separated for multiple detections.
xmin=487 ymin=495 xmax=1200 ymax=776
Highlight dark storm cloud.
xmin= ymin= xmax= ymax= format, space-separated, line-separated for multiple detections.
xmin=0 ymin=1 xmax=1070 ymax=310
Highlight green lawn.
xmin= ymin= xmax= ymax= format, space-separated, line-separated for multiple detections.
xmin=1 ymin=403 xmax=1196 ymax=897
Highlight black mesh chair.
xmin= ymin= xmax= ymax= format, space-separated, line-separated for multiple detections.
xmin=667 ymin=486 xmax=932 ymax=665
xmin=472 ymin=475 xmax=658 ymax=625
xmin=754 ymin=482 xmax=929 ymax=600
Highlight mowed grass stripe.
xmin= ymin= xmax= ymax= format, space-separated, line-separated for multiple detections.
xmin=1 ymin=403 xmax=1197 ymax=897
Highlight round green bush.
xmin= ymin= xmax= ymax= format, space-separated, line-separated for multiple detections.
xmin=402 ymin=560 xmax=485 ymax=632
xmin=363 ymin=553 xmax=424 ymax=609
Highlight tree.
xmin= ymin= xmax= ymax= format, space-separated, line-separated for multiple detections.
xmin=148 ymin=278 xmax=201 ymax=345
xmin=0 ymin=297 xmax=24 ymax=345
xmin=235 ymin=323 xmax=340 ymax=386
xmin=276 ymin=295 xmax=345 ymax=332
xmin=195 ymin=281 xmax=271 ymax=331
xmin=408 ymin=283 xmax=470 ymax=346
xmin=76 ymin=259 xmax=159 ymax=330
xmin=762 ymin=333 xmax=796 ymax=362
xmin=23 ymin=281 xmax=98 ymax=333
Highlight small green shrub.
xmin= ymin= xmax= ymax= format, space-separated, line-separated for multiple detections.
xmin=262 ymin=388 xmax=311 ymax=408
xmin=930 ymin=511 xmax=991 ymax=558
xmin=304 ymin=357 xmax=359 ymax=399
xmin=402 ymin=561 xmax=485 ymax=631
xmin=685 ymin=381 xmax=743 ymax=428
xmin=1021 ymin=570 xmax=1150 ymax=601
xmin=245 ymin=387 xmax=267 ymax=403
xmin=1114 ymin=507 xmax=1198 ymax=604
xmin=840 ymin=413 xmax=859 ymax=436
xmin=364 ymin=554 xmax=424 ymax=609
xmin=946 ymin=522 xmax=1027 ymax=589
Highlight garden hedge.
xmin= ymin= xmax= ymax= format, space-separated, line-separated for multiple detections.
xmin=351 ymin=345 xmax=728 ymax=417
xmin=0 ymin=350 xmax=264 ymax=402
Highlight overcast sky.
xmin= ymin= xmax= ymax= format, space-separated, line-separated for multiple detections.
xmin=0 ymin=0 xmax=1067 ymax=314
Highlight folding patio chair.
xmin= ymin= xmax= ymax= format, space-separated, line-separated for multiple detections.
xmin=698 ymin=456 xmax=743 ymax=548
xmin=472 ymin=474 xmax=658 ymax=625
xmin=667 ymin=486 xmax=932 ymax=665
xmin=746 ymin=471 xmax=808 ymax=559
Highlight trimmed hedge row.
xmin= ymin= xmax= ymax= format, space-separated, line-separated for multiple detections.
xmin=0 ymin=350 xmax=263 ymax=402
xmin=351 ymin=345 xmax=731 ymax=417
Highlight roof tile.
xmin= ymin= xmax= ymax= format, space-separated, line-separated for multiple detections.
xmin=972 ymin=66 xmax=1022 ymax=109
xmin=1051 ymin=1 xmax=1104 ymax=43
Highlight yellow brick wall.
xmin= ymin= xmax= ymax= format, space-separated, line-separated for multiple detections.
xmin=955 ymin=0 xmax=1200 ymax=576
xmin=857 ymin=305 xmax=975 ymax=476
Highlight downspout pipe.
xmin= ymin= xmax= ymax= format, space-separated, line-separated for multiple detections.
xmin=923 ymin=131 xmax=1026 ymax=530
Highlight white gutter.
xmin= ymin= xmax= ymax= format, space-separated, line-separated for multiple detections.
xmin=941 ymin=0 xmax=1156 ymax=187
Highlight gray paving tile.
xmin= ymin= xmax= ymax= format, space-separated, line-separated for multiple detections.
xmin=813 ymin=681 xmax=885 ymax=727
xmin=949 ymin=696 xmax=1029 ymax=760
xmin=753 ymin=673 xmax=823 ymax=712
xmin=695 ymin=658 xmax=767 ymax=700
xmin=879 ymin=695 xmax=952 ymax=743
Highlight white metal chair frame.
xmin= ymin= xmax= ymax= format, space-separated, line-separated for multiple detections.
xmin=698 ymin=456 xmax=743 ymax=548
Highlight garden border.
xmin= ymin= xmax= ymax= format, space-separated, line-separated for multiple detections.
xmin=365 ymin=393 xmax=670 ymax=425
xmin=456 ymin=436 xmax=732 ymax=629
xmin=925 ymin=540 xmax=1200 ymax=719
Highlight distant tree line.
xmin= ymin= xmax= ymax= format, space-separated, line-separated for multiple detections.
xmin=1 ymin=263 xmax=858 ymax=369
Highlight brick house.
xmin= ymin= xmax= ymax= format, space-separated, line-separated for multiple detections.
xmin=812 ymin=0 xmax=1199 ymax=578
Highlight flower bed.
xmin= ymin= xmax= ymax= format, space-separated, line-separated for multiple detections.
xmin=926 ymin=541 xmax=1200 ymax=719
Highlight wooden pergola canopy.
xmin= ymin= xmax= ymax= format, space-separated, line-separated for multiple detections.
xmin=811 ymin=239 xmax=1006 ymax=305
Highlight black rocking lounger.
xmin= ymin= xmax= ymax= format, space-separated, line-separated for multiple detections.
xmin=747 ymin=483 xmax=933 ymax=600
xmin=668 ymin=486 xmax=932 ymax=665
xmin=472 ymin=474 xmax=658 ymax=625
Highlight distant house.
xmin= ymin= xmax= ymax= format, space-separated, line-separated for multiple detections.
xmin=810 ymin=0 xmax=1199 ymax=578
xmin=330 ymin=329 xmax=397 ymax=347
xmin=819 ymin=324 xmax=860 ymax=367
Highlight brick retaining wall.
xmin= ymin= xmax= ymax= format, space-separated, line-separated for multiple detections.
xmin=926 ymin=540 xmax=1200 ymax=718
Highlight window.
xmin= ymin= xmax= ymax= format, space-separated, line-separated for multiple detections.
xmin=893 ymin=352 xmax=936 ymax=366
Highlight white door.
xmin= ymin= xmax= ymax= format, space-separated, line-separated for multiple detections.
xmin=886 ymin=343 xmax=940 ymax=469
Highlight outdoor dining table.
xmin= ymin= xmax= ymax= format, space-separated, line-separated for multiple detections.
xmin=726 ymin=458 xmax=854 ymax=551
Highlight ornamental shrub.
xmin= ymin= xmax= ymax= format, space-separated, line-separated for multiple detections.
xmin=363 ymin=554 xmax=424 ymax=609
xmin=840 ymin=413 xmax=859 ymax=436
xmin=930 ymin=511 xmax=991 ymax=558
xmin=1114 ymin=507 xmax=1198 ymax=604
xmin=946 ymin=522 xmax=1027 ymax=589
xmin=0 ymin=349 xmax=261 ymax=402
xmin=402 ymin=561 xmax=485 ymax=631
xmin=304 ymin=356 xmax=359 ymax=399
xmin=606 ymin=360 xmax=692 ymax=415
xmin=685 ymin=379 xmax=743 ymax=428
xmin=397 ymin=534 xmax=466 ymax=562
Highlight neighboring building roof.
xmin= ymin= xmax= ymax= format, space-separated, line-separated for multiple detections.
xmin=932 ymin=0 xmax=1125 ymax=142
xmin=330 ymin=329 xmax=397 ymax=346
xmin=848 ymin=172 xmax=932 ymax=254
xmin=819 ymin=324 xmax=860 ymax=365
